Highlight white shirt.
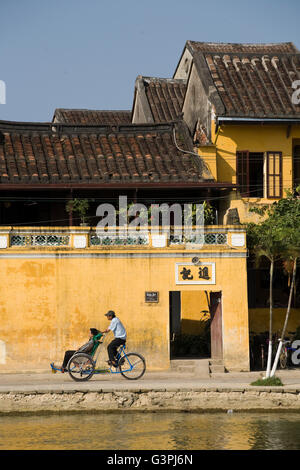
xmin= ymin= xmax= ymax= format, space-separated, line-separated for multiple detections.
xmin=108 ymin=317 xmax=126 ymax=340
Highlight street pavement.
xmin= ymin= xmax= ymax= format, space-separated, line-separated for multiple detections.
xmin=1 ymin=368 xmax=300 ymax=393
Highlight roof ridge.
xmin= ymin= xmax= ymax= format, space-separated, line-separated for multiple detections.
xmin=140 ymin=76 xmax=187 ymax=83
xmin=187 ymin=40 xmax=300 ymax=54
xmin=0 ymin=119 xmax=180 ymax=134
xmin=54 ymin=108 xmax=131 ymax=113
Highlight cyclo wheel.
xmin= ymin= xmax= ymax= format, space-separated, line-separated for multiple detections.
xmin=67 ymin=353 xmax=95 ymax=381
xmin=279 ymin=350 xmax=287 ymax=369
xmin=118 ymin=352 xmax=146 ymax=380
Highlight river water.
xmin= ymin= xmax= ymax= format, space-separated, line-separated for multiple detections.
xmin=1 ymin=411 xmax=300 ymax=450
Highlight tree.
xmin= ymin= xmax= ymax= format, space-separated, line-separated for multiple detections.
xmin=247 ymin=210 xmax=285 ymax=378
xmin=268 ymin=194 xmax=300 ymax=376
xmin=248 ymin=192 xmax=300 ymax=378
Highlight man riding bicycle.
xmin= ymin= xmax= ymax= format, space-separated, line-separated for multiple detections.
xmin=102 ymin=310 xmax=126 ymax=367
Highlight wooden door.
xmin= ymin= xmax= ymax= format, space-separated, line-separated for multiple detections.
xmin=210 ymin=291 xmax=223 ymax=359
xmin=169 ymin=291 xmax=181 ymax=339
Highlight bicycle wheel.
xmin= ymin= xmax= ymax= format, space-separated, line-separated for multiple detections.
xmin=67 ymin=353 xmax=95 ymax=381
xmin=279 ymin=351 xmax=287 ymax=369
xmin=118 ymin=352 xmax=146 ymax=380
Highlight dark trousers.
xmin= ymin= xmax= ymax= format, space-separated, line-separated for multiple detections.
xmin=107 ymin=338 xmax=126 ymax=363
xmin=62 ymin=350 xmax=76 ymax=369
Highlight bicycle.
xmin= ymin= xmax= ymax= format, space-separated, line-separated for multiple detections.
xmin=51 ymin=335 xmax=146 ymax=382
xmin=279 ymin=332 xmax=297 ymax=369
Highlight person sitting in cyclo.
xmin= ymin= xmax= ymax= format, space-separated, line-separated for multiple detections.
xmin=60 ymin=328 xmax=102 ymax=373
xmin=101 ymin=311 xmax=126 ymax=367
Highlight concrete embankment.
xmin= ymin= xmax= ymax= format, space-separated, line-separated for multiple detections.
xmin=2 ymin=387 xmax=300 ymax=415
xmin=1 ymin=370 xmax=300 ymax=415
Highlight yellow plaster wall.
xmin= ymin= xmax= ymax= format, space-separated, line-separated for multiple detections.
xmin=198 ymin=123 xmax=300 ymax=224
xmin=220 ymin=191 xmax=276 ymax=225
xmin=180 ymin=291 xmax=210 ymax=335
xmin=0 ymin=243 xmax=249 ymax=372
xmin=211 ymin=123 xmax=296 ymax=187
xmin=197 ymin=145 xmax=217 ymax=180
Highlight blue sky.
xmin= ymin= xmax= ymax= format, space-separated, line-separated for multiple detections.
xmin=1 ymin=0 xmax=300 ymax=122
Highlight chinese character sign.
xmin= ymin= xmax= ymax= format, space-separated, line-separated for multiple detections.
xmin=175 ymin=263 xmax=215 ymax=285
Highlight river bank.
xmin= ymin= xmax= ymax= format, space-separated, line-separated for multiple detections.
xmin=2 ymin=387 xmax=300 ymax=415
xmin=1 ymin=369 xmax=300 ymax=414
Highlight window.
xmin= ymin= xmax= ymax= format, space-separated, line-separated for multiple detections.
xmin=236 ymin=151 xmax=249 ymax=196
xmin=293 ymin=145 xmax=300 ymax=189
xmin=266 ymin=152 xmax=282 ymax=199
xmin=236 ymin=151 xmax=264 ymax=197
xmin=236 ymin=151 xmax=282 ymax=199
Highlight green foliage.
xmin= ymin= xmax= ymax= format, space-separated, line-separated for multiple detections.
xmin=66 ymin=198 xmax=90 ymax=224
xmin=247 ymin=195 xmax=300 ymax=263
xmin=203 ymin=201 xmax=215 ymax=225
xmin=250 ymin=376 xmax=283 ymax=386
xmin=118 ymin=201 xmax=216 ymax=225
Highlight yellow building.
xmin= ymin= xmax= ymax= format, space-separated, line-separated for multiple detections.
xmin=0 ymin=225 xmax=248 ymax=372
xmin=171 ymin=41 xmax=300 ymax=220
xmin=1 ymin=41 xmax=300 ymax=373
xmin=133 ymin=42 xmax=300 ymax=221
xmin=0 ymin=117 xmax=250 ymax=372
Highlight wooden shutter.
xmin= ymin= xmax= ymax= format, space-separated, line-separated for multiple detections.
xmin=267 ymin=152 xmax=282 ymax=199
xmin=236 ymin=151 xmax=249 ymax=196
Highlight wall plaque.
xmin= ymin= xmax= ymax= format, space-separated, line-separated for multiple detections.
xmin=145 ymin=291 xmax=159 ymax=303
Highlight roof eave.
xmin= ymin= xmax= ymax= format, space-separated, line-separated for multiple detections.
xmin=217 ymin=116 xmax=300 ymax=124
xmin=0 ymin=181 xmax=232 ymax=190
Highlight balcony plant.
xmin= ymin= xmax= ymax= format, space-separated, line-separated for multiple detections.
xmin=66 ymin=198 xmax=90 ymax=226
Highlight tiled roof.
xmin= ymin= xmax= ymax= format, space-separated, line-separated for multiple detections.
xmin=136 ymin=77 xmax=187 ymax=122
xmin=189 ymin=41 xmax=299 ymax=54
xmin=187 ymin=41 xmax=300 ymax=118
xmin=0 ymin=121 xmax=213 ymax=186
xmin=53 ymin=109 xmax=132 ymax=125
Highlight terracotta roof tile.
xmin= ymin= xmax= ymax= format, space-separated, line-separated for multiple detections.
xmin=140 ymin=77 xmax=187 ymax=122
xmin=53 ymin=109 xmax=132 ymax=125
xmin=0 ymin=121 xmax=213 ymax=186
xmin=188 ymin=41 xmax=300 ymax=118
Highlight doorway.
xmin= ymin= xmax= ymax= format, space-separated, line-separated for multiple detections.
xmin=169 ymin=290 xmax=223 ymax=359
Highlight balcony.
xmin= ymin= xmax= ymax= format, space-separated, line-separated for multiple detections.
xmin=0 ymin=225 xmax=246 ymax=251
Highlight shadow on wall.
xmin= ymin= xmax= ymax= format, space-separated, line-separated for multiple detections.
xmin=216 ymin=149 xmax=236 ymax=183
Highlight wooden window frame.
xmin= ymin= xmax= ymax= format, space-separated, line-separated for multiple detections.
xmin=236 ymin=150 xmax=249 ymax=197
xmin=237 ymin=150 xmax=282 ymax=199
xmin=266 ymin=151 xmax=282 ymax=199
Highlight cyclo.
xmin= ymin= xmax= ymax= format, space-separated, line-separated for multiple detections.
xmin=52 ymin=333 xmax=146 ymax=382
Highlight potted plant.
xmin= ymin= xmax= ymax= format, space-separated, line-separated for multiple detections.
xmin=66 ymin=198 xmax=90 ymax=226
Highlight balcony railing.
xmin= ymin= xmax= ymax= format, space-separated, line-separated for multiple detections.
xmin=169 ymin=232 xmax=228 ymax=246
xmin=0 ymin=226 xmax=246 ymax=250
xmin=10 ymin=234 xmax=70 ymax=247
